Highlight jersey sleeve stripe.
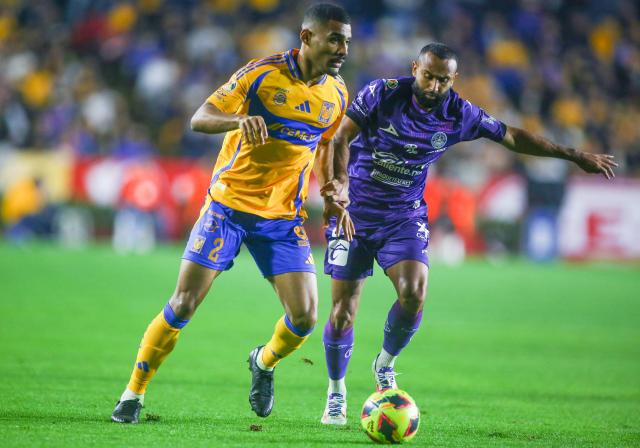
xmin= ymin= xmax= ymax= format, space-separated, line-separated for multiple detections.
xmin=235 ymin=58 xmax=286 ymax=79
xmin=235 ymin=55 xmax=285 ymax=77
xmin=242 ymin=53 xmax=286 ymax=69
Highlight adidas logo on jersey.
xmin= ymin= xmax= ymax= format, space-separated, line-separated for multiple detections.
xmin=294 ymin=100 xmax=311 ymax=113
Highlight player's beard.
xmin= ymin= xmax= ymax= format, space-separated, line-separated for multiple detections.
xmin=412 ymin=81 xmax=446 ymax=110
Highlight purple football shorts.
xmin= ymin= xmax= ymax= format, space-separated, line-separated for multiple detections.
xmin=324 ymin=213 xmax=429 ymax=280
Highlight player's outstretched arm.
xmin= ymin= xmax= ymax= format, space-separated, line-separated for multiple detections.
xmin=500 ymin=126 xmax=618 ymax=179
xmin=190 ymin=102 xmax=268 ymax=146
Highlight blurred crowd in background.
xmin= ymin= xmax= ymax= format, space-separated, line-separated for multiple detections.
xmin=1 ymin=0 xmax=639 ymax=260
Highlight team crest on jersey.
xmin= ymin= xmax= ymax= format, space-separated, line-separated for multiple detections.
xmin=190 ymin=236 xmax=206 ymax=254
xmin=223 ymin=80 xmax=237 ymax=92
xmin=273 ymin=88 xmax=288 ymax=105
xmin=384 ymin=79 xmax=399 ymax=89
xmin=431 ymin=132 xmax=448 ymax=149
xmin=318 ymin=101 xmax=335 ymax=124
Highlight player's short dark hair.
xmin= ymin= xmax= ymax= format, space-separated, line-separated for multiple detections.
xmin=419 ymin=43 xmax=458 ymax=61
xmin=302 ymin=3 xmax=351 ymax=27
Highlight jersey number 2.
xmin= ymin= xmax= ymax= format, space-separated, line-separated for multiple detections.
xmin=208 ymin=238 xmax=224 ymax=262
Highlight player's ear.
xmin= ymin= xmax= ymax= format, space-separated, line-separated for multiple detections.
xmin=300 ymin=28 xmax=312 ymax=46
xmin=411 ymin=60 xmax=418 ymax=77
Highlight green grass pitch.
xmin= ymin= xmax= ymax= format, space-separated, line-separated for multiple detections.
xmin=0 ymin=243 xmax=638 ymax=447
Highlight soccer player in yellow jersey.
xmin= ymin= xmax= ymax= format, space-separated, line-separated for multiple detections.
xmin=111 ymin=3 xmax=352 ymax=423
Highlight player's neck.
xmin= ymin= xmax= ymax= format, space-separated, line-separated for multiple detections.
xmin=295 ymin=50 xmax=326 ymax=85
xmin=411 ymin=95 xmax=435 ymax=113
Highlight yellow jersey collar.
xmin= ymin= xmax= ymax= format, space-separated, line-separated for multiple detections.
xmin=286 ymin=49 xmax=303 ymax=80
xmin=286 ymin=48 xmax=328 ymax=86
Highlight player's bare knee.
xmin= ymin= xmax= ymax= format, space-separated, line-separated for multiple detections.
xmin=169 ymin=291 xmax=200 ymax=319
xmin=289 ymin=311 xmax=317 ymax=333
xmin=332 ymin=302 xmax=357 ymax=329
xmin=397 ymin=283 xmax=426 ymax=314
xmin=397 ymin=283 xmax=426 ymax=301
xmin=333 ymin=312 xmax=355 ymax=331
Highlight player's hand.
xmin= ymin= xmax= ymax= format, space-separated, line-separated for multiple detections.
xmin=238 ymin=115 xmax=268 ymax=146
xmin=320 ymin=179 xmax=350 ymax=206
xmin=323 ymin=199 xmax=355 ymax=242
xmin=575 ymin=152 xmax=618 ymax=180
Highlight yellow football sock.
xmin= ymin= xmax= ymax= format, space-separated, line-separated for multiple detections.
xmin=261 ymin=315 xmax=312 ymax=369
xmin=126 ymin=304 xmax=188 ymax=394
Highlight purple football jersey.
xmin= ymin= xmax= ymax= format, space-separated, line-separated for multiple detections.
xmin=345 ymin=77 xmax=507 ymax=219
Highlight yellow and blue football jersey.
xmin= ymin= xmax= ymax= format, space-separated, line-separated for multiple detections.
xmin=206 ymin=48 xmax=348 ymax=219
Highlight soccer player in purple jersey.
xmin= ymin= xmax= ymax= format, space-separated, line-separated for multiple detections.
xmin=319 ymin=43 xmax=617 ymax=425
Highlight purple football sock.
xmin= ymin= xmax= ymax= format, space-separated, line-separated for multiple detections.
xmin=383 ymin=300 xmax=423 ymax=356
xmin=323 ymin=320 xmax=354 ymax=380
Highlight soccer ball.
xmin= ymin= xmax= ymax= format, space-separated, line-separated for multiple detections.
xmin=360 ymin=389 xmax=420 ymax=444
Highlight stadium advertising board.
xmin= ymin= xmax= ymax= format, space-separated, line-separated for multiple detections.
xmin=559 ymin=178 xmax=640 ymax=260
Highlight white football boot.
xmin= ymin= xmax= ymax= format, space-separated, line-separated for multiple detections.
xmin=372 ymin=354 xmax=399 ymax=391
xmin=321 ymin=392 xmax=347 ymax=425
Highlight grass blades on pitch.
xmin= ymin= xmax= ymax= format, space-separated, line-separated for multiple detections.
xmin=0 ymin=243 xmax=638 ymax=447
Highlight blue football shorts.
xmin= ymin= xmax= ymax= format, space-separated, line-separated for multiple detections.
xmin=182 ymin=199 xmax=315 ymax=277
